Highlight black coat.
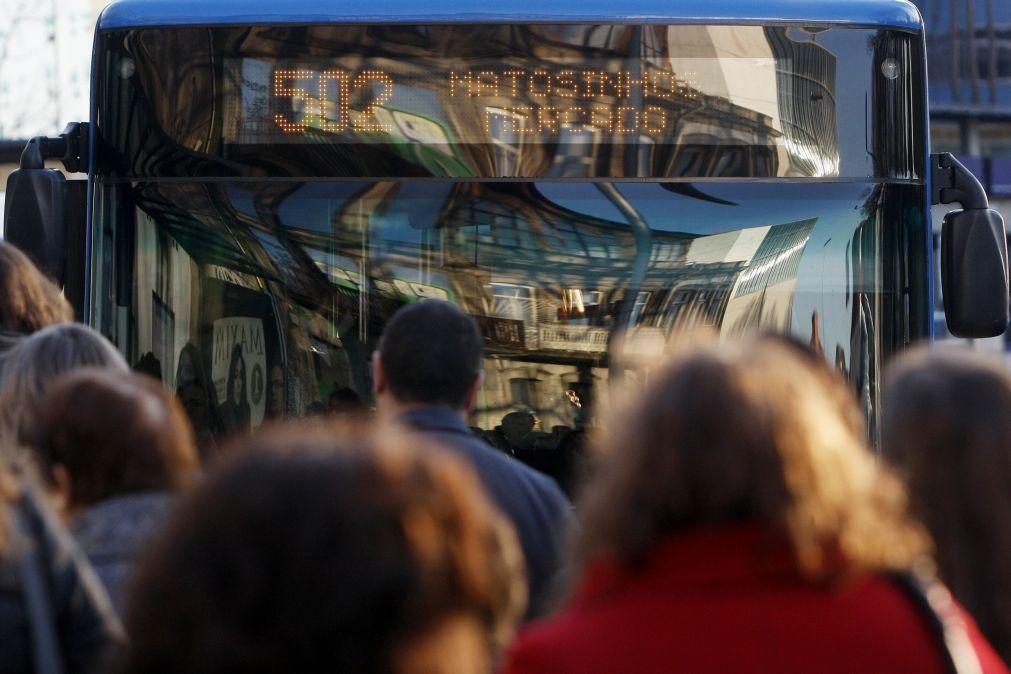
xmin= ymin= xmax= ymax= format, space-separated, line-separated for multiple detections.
xmin=0 ymin=486 xmax=123 ymax=674
xmin=398 ymin=407 xmax=572 ymax=618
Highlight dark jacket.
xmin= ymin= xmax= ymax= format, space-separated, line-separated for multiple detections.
xmin=71 ymin=492 xmax=174 ymax=616
xmin=398 ymin=407 xmax=572 ymax=618
xmin=0 ymin=486 xmax=123 ymax=674
xmin=504 ymin=525 xmax=1010 ymax=674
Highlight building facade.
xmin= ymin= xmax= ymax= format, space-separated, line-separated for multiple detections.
xmin=911 ymin=0 xmax=1011 ymax=346
xmin=913 ymin=0 xmax=1011 ymax=200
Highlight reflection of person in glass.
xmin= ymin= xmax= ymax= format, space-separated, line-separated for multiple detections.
xmin=328 ymin=387 xmax=364 ymax=417
xmin=218 ymin=343 xmax=251 ymax=435
xmin=175 ymin=342 xmax=221 ymax=459
xmin=265 ymin=363 xmax=286 ymax=420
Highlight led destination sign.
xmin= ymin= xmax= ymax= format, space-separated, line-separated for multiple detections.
xmin=452 ymin=67 xmax=702 ymax=135
xmin=267 ymin=64 xmax=701 ymax=138
xmin=225 ymin=58 xmax=736 ymax=145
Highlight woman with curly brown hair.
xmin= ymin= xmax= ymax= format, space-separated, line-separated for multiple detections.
xmin=884 ymin=347 xmax=1011 ymax=666
xmin=110 ymin=424 xmax=525 ymax=674
xmin=504 ymin=337 xmax=1007 ymax=674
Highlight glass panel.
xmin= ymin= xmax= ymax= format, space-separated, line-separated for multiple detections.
xmin=96 ymin=24 xmax=922 ymax=179
xmin=93 ymin=179 xmax=927 ymax=488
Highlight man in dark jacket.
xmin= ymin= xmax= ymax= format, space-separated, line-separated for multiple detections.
xmin=373 ymin=300 xmax=571 ymax=618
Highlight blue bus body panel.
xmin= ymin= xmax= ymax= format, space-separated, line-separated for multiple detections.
xmin=99 ymin=0 xmax=923 ymax=31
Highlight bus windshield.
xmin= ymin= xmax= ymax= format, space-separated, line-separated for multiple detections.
xmin=96 ymin=23 xmax=921 ymax=179
xmin=91 ymin=20 xmax=928 ymax=486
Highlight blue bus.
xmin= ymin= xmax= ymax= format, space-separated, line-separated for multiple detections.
xmin=5 ymin=0 xmax=1008 ymax=484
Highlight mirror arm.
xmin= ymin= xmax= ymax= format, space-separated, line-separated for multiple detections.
xmin=18 ymin=122 xmax=89 ymax=173
xmin=931 ymin=152 xmax=988 ymax=210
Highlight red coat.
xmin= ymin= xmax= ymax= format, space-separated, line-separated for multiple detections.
xmin=504 ymin=526 xmax=1008 ymax=674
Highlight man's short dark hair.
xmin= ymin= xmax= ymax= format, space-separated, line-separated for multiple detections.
xmin=378 ymin=300 xmax=483 ymax=409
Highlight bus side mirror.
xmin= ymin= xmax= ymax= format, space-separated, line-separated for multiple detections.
xmin=2 ymin=126 xmax=88 ymax=285
xmin=933 ymin=153 xmax=1010 ymax=338
xmin=941 ymin=208 xmax=1009 ymax=338
xmin=3 ymin=168 xmax=68 ymax=284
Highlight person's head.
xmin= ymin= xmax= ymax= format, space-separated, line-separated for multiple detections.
xmin=175 ymin=344 xmax=217 ymax=435
xmin=883 ymin=347 xmax=1011 ymax=662
xmin=177 ymin=380 xmax=213 ymax=437
xmin=0 ymin=241 xmax=72 ymax=336
xmin=27 ymin=368 xmax=199 ymax=517
xmin=373 ymin=301 xmax=484 ymax=415
xmin=226 ymin=344 xmax=247 ymax=406
xmin=577 ymin=336 xmax=929 ymax=581
xmin=133 ymin=352 xmax=163 ymax=382
xmin=0 ymin=323 xmax=128 ymax=448
xmin=500 ymin=411 xmax=537 ymax=448
xmin=266 ymin=364 xmax=286 ymax=419
xmin=328 ymin=387 xmax=363 ymax=416
xmin=114 ymin=424 xmax=525 ymax=674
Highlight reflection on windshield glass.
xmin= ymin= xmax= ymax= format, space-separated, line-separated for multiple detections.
xmin=99 ymin=180 xmax=924 ymax=491
xmin=219 ymin=25 xmax=841 ymax=176
xmin=101 ymin=24 xmax=920 ymax=179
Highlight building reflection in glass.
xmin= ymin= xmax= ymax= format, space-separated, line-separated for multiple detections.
xmin=127 ymin=23 xmax=848 ymax=178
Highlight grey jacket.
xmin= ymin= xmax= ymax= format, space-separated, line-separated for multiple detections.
xmin=0 ymin=330 xmax=24 ymax=385
xmin=71 ymin=492 xmax=175 ymax=616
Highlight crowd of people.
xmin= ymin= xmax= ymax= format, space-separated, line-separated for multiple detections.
xmin=0 ymin=237 xmax=1008 ymax=673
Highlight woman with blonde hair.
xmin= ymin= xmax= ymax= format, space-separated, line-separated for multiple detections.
xmin=504 ymin=337 xmax=1007 ymax=674
xmin=884 ymin=347 xmax=1011 ymax=665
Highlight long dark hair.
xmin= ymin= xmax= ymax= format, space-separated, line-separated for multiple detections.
xmin=883 ymin=347 xmax=1011 ymax=664
xmin=174 ymin=343 xmax=223 ymax=457
xmin=176 ymin=344 xmax=208 ymax=393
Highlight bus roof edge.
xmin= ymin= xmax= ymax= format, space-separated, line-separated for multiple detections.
xmin=98 ymin=0 xmax=923 ymax=31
